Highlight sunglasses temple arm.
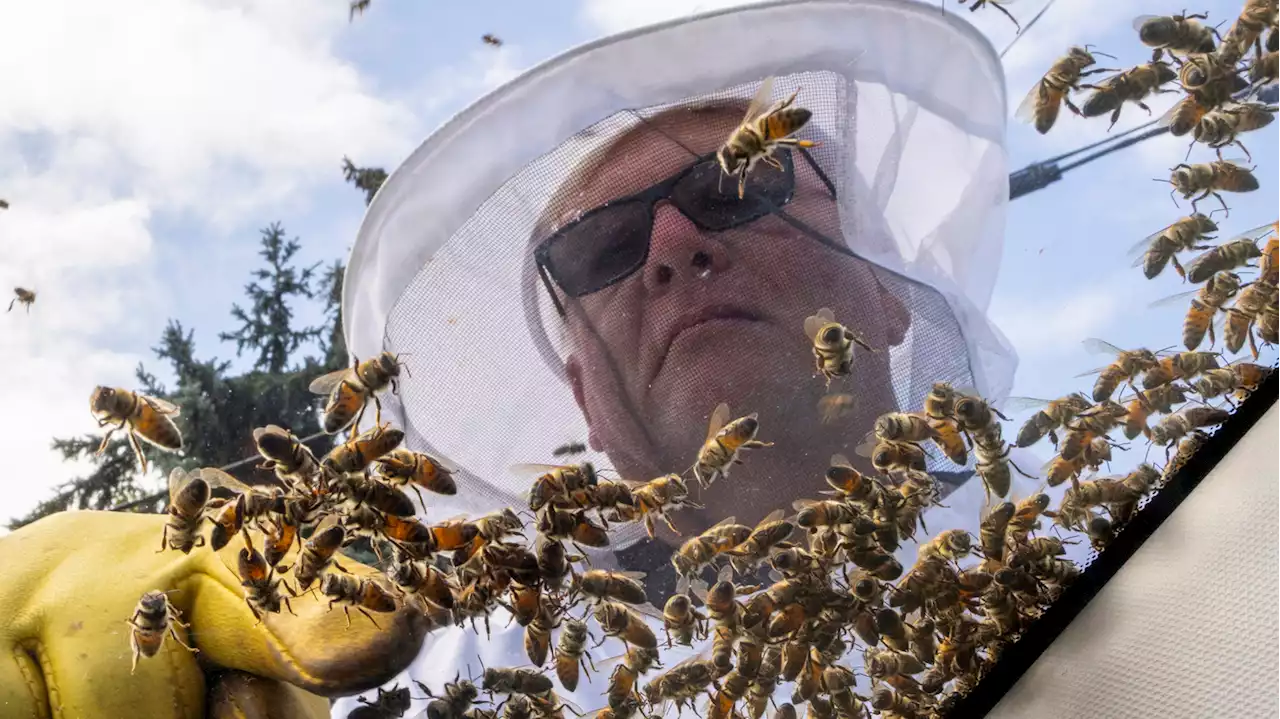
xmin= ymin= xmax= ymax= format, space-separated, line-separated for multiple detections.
xmin=536 ymin=260 xmax=569 ymax=320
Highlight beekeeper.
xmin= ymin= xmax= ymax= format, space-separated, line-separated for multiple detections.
xmin=0 ymin=2 xmax=1033 ymax=717
xmin=336 ymin=0 xmax=1032 ymax=715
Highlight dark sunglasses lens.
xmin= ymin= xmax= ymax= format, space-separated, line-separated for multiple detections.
xmin=544 ymin=201 xmax=653 ymax=296
xmin=671 ymin=155 xmax=794 ymax=230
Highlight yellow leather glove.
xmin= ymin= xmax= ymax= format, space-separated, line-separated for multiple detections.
xmin=0 ymin=511 xmax=430 ymax=719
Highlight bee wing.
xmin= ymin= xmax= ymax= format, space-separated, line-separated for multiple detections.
xmin=791 ymin=498 xmax=820 ymax=511
xmin=1219 ymin=221 xmax=1279 ymax=245
xmin=755 ymin=508 xmax=787 ymax=528
xmin=168 ymin=467 xmax=194 ymax=502
xmin=704 ymin=516 xmax=739 ymax=531
xmin=614 ymin=570 xmax=647 ymax=580
xmin=141 ymin=395 xmax=181 ymax=416
xmin=1131 ymin=14 xmax=1162 ymax=31
xmin=705 ymin=403 xmax=731 ymax=441
xmin=198 ymin=467 xmax=255 ymax=494
xmin=854 ymin=434 xmax=879 ymax=459
xmin=1000 ymin=396 xmax=1052 ymax=412
xmin=1148 ymin=288 xmax=1204 ymax=309
xmin=633 ymin=602 xmax=665 ymax=621
xmin=509 ymin=463 xmax=573 ymax=478
xmin=1014 ymin=79 xmax=1045 ymax=124
xmin=1127 ymin=223 xmax=1176 ymax=260
xmin=830 ymin=452 xmax=853 ymax=467
xmin=1081 ymin=338 xmax=1126 ymax=357
xmin=312 ymin=513 xmax=342 ymax=535
xmin=307 ymin=368 xmax=350 ymax=396
xmin=743 ymin=76 xmax=777 ymax=123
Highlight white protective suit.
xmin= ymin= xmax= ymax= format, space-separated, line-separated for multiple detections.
xmin=334 ymin=1 xmax=1047 ymax=716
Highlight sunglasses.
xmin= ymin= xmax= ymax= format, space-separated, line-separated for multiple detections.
xmin=535 ymin=148 xmax=835 ymax=301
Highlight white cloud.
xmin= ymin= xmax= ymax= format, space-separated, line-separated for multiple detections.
xmin=0 ymin=0 xmax=423 ymax=524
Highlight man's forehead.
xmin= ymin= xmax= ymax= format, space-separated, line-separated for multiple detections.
xmin=544 ymin=106 xmax=746 ymax=231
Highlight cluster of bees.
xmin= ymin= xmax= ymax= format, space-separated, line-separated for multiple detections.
xmin=102 ymin=2 xmax=1280 ymax=717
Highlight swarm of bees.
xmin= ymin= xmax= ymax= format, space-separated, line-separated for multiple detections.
xmin=110 ymin=3 xmax=1275 ymax=717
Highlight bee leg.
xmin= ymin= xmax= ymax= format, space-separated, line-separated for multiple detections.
xmin=761 ymin=154 xmax=785 ymax=172
xmin=660 ymin=513 xmax=683 ymax=537
xmin=1062 ymin=95 xmax=1084 ymax=117
xmin=372 ymin=394 xmax=383 ymax=426
xmin=342 ymin=606 xmax=354 ymax=628
xmin=130 ymin=633 xmax=141 ymax=675
xmin=96 ymin=425 xmax=120 ymax=455
xmin=167 ymin=624 xmax=198 ymax=653
xmin=737 ymin=172 xmax=748 ymax=201
xmin=158 ymin=524 xmax=170 ymax=553
xmin=1249 ymin=325 xmax=1260 ymax=359
xmin=194 ymin=535 xmax=206 ymax=548
xmin=127 ymin=431 xmax=149 ymax=474
xmin=357 ymin=607 xmax=381 ymax=629
xmin=1108 ymin=106 xmax=1122 ymax=132
xmin=1210 ymin=191 xmax=1229 ymax=218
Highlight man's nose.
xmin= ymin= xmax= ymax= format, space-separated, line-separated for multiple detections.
xmin=642 ymin=201 xmax=729 ymax=293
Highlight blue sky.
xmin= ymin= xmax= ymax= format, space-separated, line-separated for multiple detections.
xmin=0 ymin=0 xmax=1275 ymax=523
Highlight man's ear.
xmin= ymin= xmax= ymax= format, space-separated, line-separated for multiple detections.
xmin=565 ymin=355 xmax=601 ymax=451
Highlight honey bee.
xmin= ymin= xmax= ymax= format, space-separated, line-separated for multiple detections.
xmin=1167 ymin=160 xmax=1260 ymax=216
xmin=572 ymin=570 xmax=647 ymax=605
xmin=322 ymin=422 xmax=405 ymax=477
xmin=376 ymin=448 xmax=458 ymax=505
xmin=1150 ymin=272 xmax=1243 ymax=350
xmin=127 ymin=590 xmax=196 ymax=673
xmin=1134 ymin=12 xmax=1218 ymax=59
xmin=977 ymin=501 xmax=1015 ymax=566
xmin=1006 ymin=392 xmax=1093 ymax=448
xmin=692 ymin=403 xmax=773 ymax=488
xmin=535 ymin=538 xmax=575 ymax=592
xmin=709 ymin=668 xmax=752 ymax=719
xmin=160 ymin=468 xmax=210 ymax=553
xmin=662 ymin=593 xmax=708 ymax=647
xmin=1159 ymin=93 xmax=1215 ymax=137
xmin=515 ymin=463 xmax=598 ymax=511
xmin=1220 ymin=0 xmax=1279 ymax=63
xmin=1250 ymin=49 xmax=1279 ymax=90
xmin=293 ymin=515 xmax=349 ymax=591
xmin=1121 ymin=383 xmax=1190 ymax=440
xmin=421 ymin=677 xmax=483 ymax=719
xmin=954 ymin=393 xmax=1027 ymax=499
xmin=1078 ymin=339 xmax=1160 ymax=402
xmin=321 ymin=572 xmax=398 ymax=628
xmin=724 ymin=509 xmax=795 ymax=574
xmin=239 ymin=531 xmax=296 ymax=622
xmin=1079 ymin=61 xmax=1178 ymax=129
xmin=1086 ymin=515 xmax=1115 ymax=551
xmin=1192 ymin=102 xmax=1277 ymax=161
xmin=817 ymin=393 xmax=857 ymax=424
xmin=481 ymin=667 xmax=554 ymax=697
xmin=611 ymin=473 xmax=694 ymax=538
xmin=1261 ymin=231 xmax=1279 ymax=283
xmin=823 ymin=453 xmax=884 ymax=506
xmin=794 ymin=497 xmax=862 ymax=531
xmin=554 ymin=617 xmax=596 ymax=690
xmin=1188 ymin=221 xmax=1278 ymax=284
xmin=1193 ymin=361 xmax=1271 ymax=399
xmin=804 ymin=308 xmax=874 ymax=386
xmin=199 ymin=468 xmax=283 ymax=549
xmin=349 ymin=685 xmax=414 ymax=719
xmin=1149 ymin=406 xmax=1231 ymax=447
xmin=263 ymin=511 xmax=300 ymax=570
xmin=89 ymin=386 xmax=182 ymax=473
xmin=1007 ymin=492 xmax=1052 ymax=545
xmin=644 ymin=657 xmax=720 ymax=710
xmin=7 ymin=286 xmax=35 ymax=313
xmin=1130 ymin=213 xmax=1220 ymax=280
xmin=672 ymin=517 xmax=751 ymax=592
xmin=537 ymin=505 xmax=610 ymax=549
xmin=594 ymin=601 xmax=658 ymax=649
xmin=717 ymin=76 xmax=817 ymax=200
xmin=308 ymin=351 xmax=406 ymax=434
xmin=1177 ymin=52 xmax=1243 ymax=97
xmin=481 ymin=33 xmax=503 ymax=47
xmin=1016 ymin=46 xmax=1117 ymax=134
xmin=551 ymin=441 xmax=587 ymax=458
xmin=253 ymin=425 xmax=320 ymax=488
xmin=387 ymin=546 xmax=455 ymax=609
xmin=856 ymin=437 xmax=927 ymax=475
xmin=1143 ymin=351 xmax=1221 ymax=391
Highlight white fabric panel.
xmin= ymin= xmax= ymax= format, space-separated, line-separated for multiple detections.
xmin=988 ymin=403 xmax=1280 ymax=719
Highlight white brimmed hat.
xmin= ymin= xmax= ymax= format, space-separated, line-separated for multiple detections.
xmin=342 ymin=0 xmax=1018 ymax=520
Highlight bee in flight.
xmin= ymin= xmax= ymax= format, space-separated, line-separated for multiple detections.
xmin=89 ymin=386 xmax=183 ymax=473
xmin=1148 ymin=271 xmax=1243 ymax=350
xmin=803 ymin=308 xmax=874 ymax=386
xmin=1134 ymin=12 xmax=1219 ymax=61
xmin=717 ymin=75 xmax=817 ymax=200
xmin=552 ymin=441 xmax=588 ymax=457
xmin=1191 ymin=102 xmax=1276 ymax=162
xmin=691 ymin=403 xmax=773 ymax=488
xmin=1017 ymin=46 xmax=1117 ymax=134
xmin=1165 ymin=159 xmax=1260 ymax=217
xmin=1079 ymin=60 xmax=1178 ymax=130
xmin=308 ymin=351 xmax=407 ymax=435
xmin=1128 ymin=213 xmax=1218 ymax=279
xmin=1183 ymin=221 xmax=1276 ymax=284
xmin=8 ymin=287 xmax=35 ymax=313
xmin=481 ymin=33 xmax=503 ymax=47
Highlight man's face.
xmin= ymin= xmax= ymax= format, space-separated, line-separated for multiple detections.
xmin=548 ymin=106 xmax=907 ymax=528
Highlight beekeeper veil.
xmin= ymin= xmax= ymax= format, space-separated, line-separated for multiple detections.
xmin=342 ymin=0 xmax=1017 ymax=534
